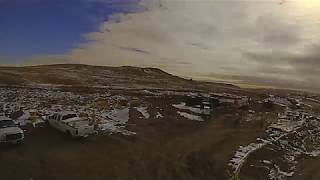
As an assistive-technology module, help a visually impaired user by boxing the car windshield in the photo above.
[0,120,16,128]
[62,114,77,120]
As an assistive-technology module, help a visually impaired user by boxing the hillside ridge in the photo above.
[0,64,238,90]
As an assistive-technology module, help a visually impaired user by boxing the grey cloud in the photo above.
[119,46,150,54]
[254,14,303,48]
[190,43,210,50]
[243,43,320,90]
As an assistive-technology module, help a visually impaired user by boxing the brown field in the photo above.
[0,64,319,180]
[0,102,267,180]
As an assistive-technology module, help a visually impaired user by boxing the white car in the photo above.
[48,111,95,138]
[0,116,24,144]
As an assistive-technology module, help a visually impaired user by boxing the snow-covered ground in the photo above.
[0,88,135,135]
[173,102,211,115]
[135,106,150,119]
[0,88,217,135]
[266,96,292,107]
[103,107,130,124]
[228,109,320,180]
[177,111,204,121]
[156,112,163,119]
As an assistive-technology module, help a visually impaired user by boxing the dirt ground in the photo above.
[1,91,318,180]
[291,157,320,180]
[0,104,267,180]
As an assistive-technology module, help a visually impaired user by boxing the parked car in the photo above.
[48,111,95,138]
[0,116,24,144]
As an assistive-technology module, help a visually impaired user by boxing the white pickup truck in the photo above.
[47,111,95,138]
[0,116,24,144]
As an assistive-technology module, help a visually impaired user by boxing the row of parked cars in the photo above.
[0,111,95,144]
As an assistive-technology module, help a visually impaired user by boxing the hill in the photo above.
[0,64,238,91]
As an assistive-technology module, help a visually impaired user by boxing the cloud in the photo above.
[119,46,150,55]
[16,0,320,91]
[244,44,320,88]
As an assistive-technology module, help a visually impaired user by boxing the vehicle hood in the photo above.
[0,127,23,135]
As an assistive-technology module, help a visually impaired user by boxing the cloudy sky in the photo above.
[1,0,320,91]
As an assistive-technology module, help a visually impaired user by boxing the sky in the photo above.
[1,0,320,91]
[0,0,142,59]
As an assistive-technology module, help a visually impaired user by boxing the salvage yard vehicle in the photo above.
[47,111,95,138]
[0,116,24,144]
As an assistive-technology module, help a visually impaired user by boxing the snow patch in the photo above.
[135,106,150,119]
[156,112,163,118]
[173,102,210,115]
[103,107,130,124]
[177,111,204,121]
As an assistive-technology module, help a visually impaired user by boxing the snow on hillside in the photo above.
[0,64,238,91]
[228,109,320,180]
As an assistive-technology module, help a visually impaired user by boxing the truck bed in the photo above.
[62,118,91,129]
